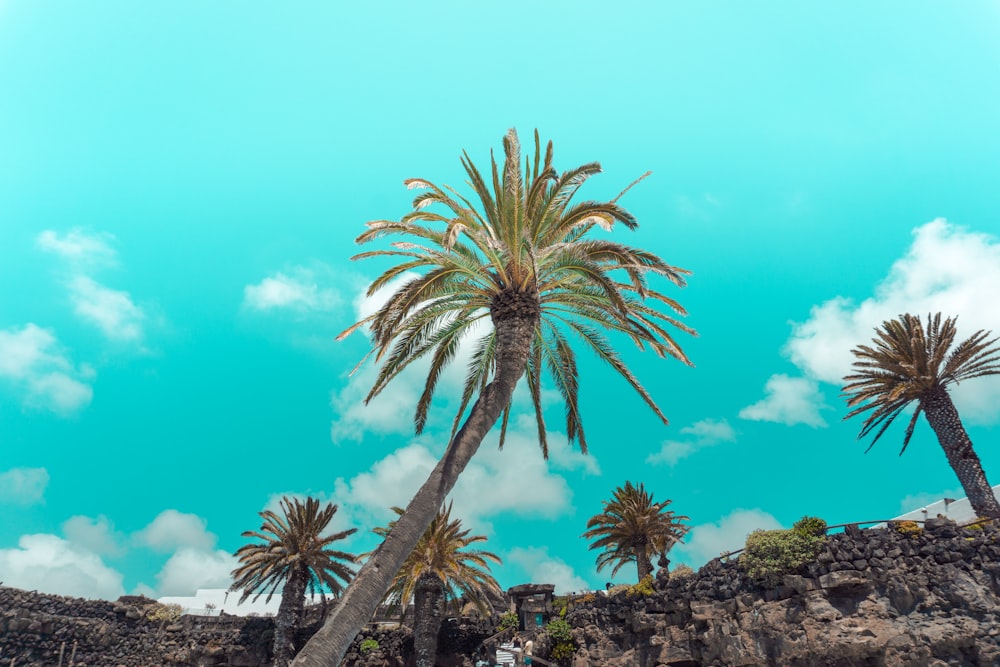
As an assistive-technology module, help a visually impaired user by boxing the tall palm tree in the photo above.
[373,504,502,667]
[292,129,693,666]
[583,481,689,581]
[843,313,1000,519]
[231,496,358,667]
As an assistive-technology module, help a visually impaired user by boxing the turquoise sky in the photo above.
[3,1,1000,600]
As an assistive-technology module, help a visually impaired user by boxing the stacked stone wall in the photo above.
[565,519,1000,667]
[4,519,1000,666]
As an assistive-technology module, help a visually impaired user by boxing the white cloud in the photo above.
[0,324,94,415]
[0,534,125,599]
[507,547,590,595]
[69,276,145,342]
[672,509,783,568]
[331,443,438,529]
[155,547,237,596]
[646,418,737,466]
[738,374,829,427]
[329,421,577,537]
[330,361,425,442]
[449,425,576,531]
[780,218,1000,424]
[131,582,157,598]
[37,228,151,346]
[37,228,117,269]
[62,515,125,557]
[0,467,49,505]
[243,268,340,312]
[133,510,217,553]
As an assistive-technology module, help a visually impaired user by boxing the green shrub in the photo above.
[627,574,655,597]
[146,603,182,624]
[738,523,826,588]
[793,516,827,537]
[551,642,575,661]
[553,596,569,617]
[359,638,379,654]
[546,618,573,643]
[497,610,518,632]
[670,564,695,580]
[545,618,575,662]
[894,520,922,538]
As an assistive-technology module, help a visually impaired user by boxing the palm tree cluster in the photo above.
[222,130,1000,667]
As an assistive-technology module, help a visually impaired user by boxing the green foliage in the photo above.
[628,574,655,597]
[546,617,575,662]
[546,618,573,643]
[553,595,569,617]
[146,603,182,624]
[359,638,379,654]
[551,642,575,661]
[738,519,827,588]
[793,516,827,538]
[498,610,518,632]
[894,520,923,537]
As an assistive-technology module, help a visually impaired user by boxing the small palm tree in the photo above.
[293,129,693,666]
[231,497,358,667]
[583,481,689,581]
[373,504,502,667]
[843,313,1000,518]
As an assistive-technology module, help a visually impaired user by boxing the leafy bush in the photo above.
[670,564,695,580]
[738,517,827,588]
[553,596,569,617]
[894,520,922,538]
[545,618,575,662]
[627,574,655,597]
[793,516,827,537]
[359,638,379,654]
[551,642,575,661]
[546,618,573,643]
[146,603,182,624]
[497,610,518,631]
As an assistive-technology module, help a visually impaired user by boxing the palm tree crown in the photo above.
[339,128,694,454]
[843,313,1000,519]
[583,481,689,581]
[232,496,358,667]
[374,503,503,616]
[374,504,502,667]
[231,496,358,604]
[843,313,1000,453]
[294,129,693,667]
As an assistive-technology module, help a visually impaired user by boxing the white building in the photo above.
[158,588,328,617]
[890,484,1000,525]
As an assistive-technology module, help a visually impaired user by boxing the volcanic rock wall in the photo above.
[566,518,1000,667]
[3,519,1000,666]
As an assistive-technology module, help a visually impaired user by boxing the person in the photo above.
[512,635,523,665]
[523,637,534,666]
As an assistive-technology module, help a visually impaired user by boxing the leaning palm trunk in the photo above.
[273,565,308,667]
[922,385,1000,519]
[291,313,536,666]
[412,574,445,667]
